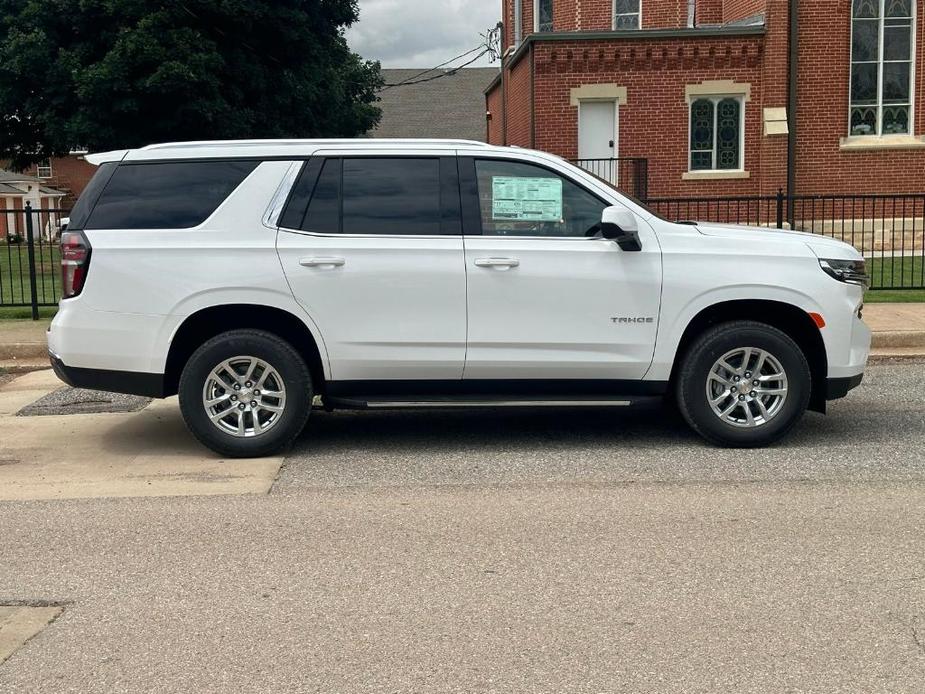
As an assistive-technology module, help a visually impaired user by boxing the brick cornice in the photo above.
[533,40,764,71]
[507,25,767,69]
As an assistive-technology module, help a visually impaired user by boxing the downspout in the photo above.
[530,43,536,148]
[501,51,508,145]
[787,0,799,202]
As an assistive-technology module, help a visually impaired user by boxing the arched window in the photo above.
[689,97,743,171]
[536,0,553,32]
[850,0,914,136]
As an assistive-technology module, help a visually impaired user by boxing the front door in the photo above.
[460,156,661,382]
[277,155,467,382]
[578,100,618,184]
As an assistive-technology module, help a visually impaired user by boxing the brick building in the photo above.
[485,0,925,199]
[21,153,97,208]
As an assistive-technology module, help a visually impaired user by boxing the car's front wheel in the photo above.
[676,321,811,447]
[178,330,312,458]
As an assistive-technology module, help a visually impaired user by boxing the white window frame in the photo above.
[534,0,553,32]
[848,0,917,137]
[612,0,642,29]
[688,95,746,173]
[36,159,53,179]
[513,0,523,46]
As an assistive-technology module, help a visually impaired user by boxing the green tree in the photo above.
[0,0,382,169]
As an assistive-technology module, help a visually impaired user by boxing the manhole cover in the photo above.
[17,387,151,417]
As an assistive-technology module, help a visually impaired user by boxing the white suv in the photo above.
[48,140,870,457]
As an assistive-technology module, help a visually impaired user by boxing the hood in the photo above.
[693,222,863,261]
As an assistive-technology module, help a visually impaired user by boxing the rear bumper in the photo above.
[826,373,863,401]
[49,351,166,398]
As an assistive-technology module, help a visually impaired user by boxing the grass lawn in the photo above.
[0,243,61,318]
[866,256,925,302]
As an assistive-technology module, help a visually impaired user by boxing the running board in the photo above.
[322,396,647,411]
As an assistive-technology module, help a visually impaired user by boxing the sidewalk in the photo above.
[1,306,923,371]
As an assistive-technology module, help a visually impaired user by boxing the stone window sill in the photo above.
[682,170,751,181]
[839,135,925,151]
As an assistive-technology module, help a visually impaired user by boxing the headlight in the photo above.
[818,258,869,288]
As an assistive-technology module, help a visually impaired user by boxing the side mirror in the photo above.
[600,206,642,252]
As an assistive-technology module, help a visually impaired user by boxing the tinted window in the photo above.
[474,160,606,237]
[85,161,258,229]
[342,159,441,235]
[67,162,118,231]
[303,159,341,234]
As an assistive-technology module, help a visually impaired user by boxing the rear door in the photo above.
[276,152,467,382]
[459,155,662,382]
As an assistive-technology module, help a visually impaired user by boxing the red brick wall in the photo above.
[506,50,534,146]
[531,36,768,197]
[24,156,95,207]
[794,0,925,194]
[723,0,765,23]
[641,1,687,29]
[696,0,723,25]
[487,83,504,144]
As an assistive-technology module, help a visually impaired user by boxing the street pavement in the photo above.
[0,362,924,692]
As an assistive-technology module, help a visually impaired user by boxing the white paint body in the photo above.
[49,140,870,391]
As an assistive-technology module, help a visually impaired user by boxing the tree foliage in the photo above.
[0,0,382,168]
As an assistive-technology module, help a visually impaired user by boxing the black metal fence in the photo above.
[573,157,649,200]
[647,191,925,291]
[1,203,70,317]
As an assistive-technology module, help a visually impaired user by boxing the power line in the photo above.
[381,22,502,91]
[384,49,491,89]
[381,45,487,90]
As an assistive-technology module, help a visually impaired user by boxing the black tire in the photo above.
[178,330,313,458]
[676,321,811,448]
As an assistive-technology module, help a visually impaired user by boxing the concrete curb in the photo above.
[0,343,48,360]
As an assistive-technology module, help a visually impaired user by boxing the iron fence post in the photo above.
[776,188,785,229]
[24,202,39,320]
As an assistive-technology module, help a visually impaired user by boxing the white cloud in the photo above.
[346,0,501,68]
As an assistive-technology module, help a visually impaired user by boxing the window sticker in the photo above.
[491,176,563,222]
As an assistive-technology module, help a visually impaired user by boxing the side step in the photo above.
[322,396,654,411]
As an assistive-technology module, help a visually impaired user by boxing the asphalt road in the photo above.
[1,362,924,693]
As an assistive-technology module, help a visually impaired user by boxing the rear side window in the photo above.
[281,157,460,236]
[67,162,118,231]
[342,158,441,235]
[84,160,258,230]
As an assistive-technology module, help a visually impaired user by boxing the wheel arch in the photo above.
[669,299,828,413]
[163,304,327,397]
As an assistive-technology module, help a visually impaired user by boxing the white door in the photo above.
[578,100,618,184]
[277,155,467,382]
[462,157,661,382]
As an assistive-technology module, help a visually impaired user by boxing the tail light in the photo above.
[61,231,91,298]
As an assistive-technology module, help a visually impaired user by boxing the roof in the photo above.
[370,68,499,142]
[0,170,41,184]
[0,171,68,196]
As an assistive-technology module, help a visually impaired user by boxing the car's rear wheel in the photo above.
[178,330,312,458]
[676,321,811,447]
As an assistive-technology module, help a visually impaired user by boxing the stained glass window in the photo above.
[689,97,743,171]
[614,0,641,29]
[850,0,914,136]
[537,0,553,32]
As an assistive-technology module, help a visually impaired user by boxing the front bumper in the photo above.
[49,351,166,398]
[826,373,864,401]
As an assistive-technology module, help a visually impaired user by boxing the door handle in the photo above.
[474,257,520,269]
[300,257,345,268]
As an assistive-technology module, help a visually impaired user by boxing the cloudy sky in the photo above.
[346,0,501,68]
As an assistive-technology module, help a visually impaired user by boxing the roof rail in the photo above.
[140,138,492,150]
